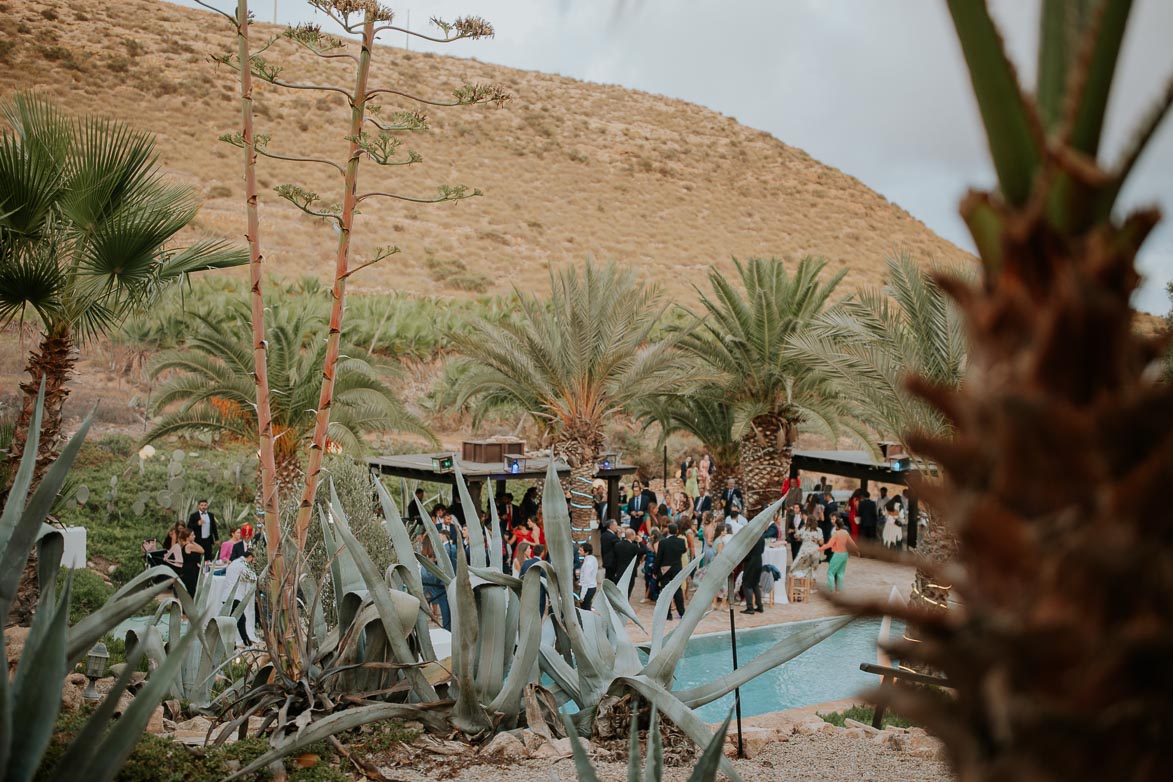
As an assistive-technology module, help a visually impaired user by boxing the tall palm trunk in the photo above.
[8,327,75,489]
[6,327,74,626]
[292,13,375,551]
[554,430,601,540]
[738,413,791,516]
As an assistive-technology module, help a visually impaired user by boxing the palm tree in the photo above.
[448,260,684,529]
[789,254,969,446]
[146,305,433,494]
[676,257,863,515]
[0,94,247,484]
[639,393,740,495]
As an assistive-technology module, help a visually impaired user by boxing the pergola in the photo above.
[366,451,637,527]
[787,449,930,548]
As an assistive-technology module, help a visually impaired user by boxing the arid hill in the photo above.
[1,0,973,302]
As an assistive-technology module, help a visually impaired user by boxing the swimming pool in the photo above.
[668,616,896,721]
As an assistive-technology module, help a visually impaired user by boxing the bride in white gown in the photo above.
[790,517,824,579]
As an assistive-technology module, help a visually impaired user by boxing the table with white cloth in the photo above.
[762,544,790,604]
[204,571,257,643]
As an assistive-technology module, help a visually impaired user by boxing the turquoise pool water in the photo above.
[669,616,895,721]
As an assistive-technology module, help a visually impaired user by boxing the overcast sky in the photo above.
[177,0,1173,313]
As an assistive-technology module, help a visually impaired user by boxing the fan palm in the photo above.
[676,257,862,514]
[0,94,247,485]
[790,254,969,447]
[448,260,685,529]
[146,305,433,493]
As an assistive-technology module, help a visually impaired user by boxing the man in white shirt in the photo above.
[223,550,257,645]
[726,504,748,535]
[578,542,598,611]
[187,499,219,562]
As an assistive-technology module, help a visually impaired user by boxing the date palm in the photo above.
[638,393,740,496]
[790,254,969,446]
[448,260,684,529]
[0,94,246,485]
[146,305,433,494]
[676,257,862,514]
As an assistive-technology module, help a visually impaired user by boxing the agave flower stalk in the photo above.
[197,0,285,647]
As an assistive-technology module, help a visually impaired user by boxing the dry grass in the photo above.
[1,0,973,307]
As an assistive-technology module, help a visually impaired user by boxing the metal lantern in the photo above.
[82,641,110,702]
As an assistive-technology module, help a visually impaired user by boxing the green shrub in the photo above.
[60,568,114,624]
[818,703,915,730]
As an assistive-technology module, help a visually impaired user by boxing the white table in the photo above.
[762,544,790,604]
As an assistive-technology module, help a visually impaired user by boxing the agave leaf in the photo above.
[376,483,437,661]
[626,696,641,782]
[648,557,701,656]
[0,383,44,572]
[614,675,742,782]
[601,579,645,634]
[946,0,1042,207]
[560,713,603,782]
[225,703,445,782]
[474,585,509,701]
[539,644,582,704]
[469,566,523,590]
[645,706,662,782]
[488,565,545,717]
[8,577,70,782]
[327,492,437,702]
[643,500,783,688]
[375,478,423,597]
[539,459,601,686]
[449,540,493,735]
[674,615,853,708]
[416,551,449,583]
[35,526,63,602]
[599,588,642,677]
[67,574,174,665]
[685,707,735,782]
[0,396,92,621]
[451,461,487,568]
[486,497,504,571]
[414,496,453,580]
[52,642,152,782]
[0,630,10,774]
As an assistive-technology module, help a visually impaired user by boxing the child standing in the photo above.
[578,542,598,611]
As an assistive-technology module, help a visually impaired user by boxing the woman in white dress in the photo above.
[882,504,904,548]
[790,517,824,579]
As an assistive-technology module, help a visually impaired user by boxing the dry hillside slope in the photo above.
[1,0,972,301]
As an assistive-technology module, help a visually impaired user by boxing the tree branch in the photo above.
[192,0,236,26]
[356,185,481,205]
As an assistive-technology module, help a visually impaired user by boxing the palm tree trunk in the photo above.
[292,12,376,552]
[6,327,75,626]
[737,413,790,516]
[553,433,600,541]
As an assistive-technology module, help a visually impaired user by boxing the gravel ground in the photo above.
[382,732,953,782]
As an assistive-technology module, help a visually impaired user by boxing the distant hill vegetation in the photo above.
[0,0,973,301]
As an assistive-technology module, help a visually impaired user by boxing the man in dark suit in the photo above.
[187,499,218,562]
[740,532,766,613]
[627,479,656,531]
[407,488,426,523]
[497,493,520,538]
[721,478,744,518]
[857,491,879,541]
[655,523,688,619]
[612,528,644,595]
[600,519,620,583]
[694,490,713,517]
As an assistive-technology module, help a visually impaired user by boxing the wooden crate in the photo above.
[461,438,525,464]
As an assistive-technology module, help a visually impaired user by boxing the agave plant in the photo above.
[124,568,254,708]
[0,386,198,782]
[844,2,1173,781]
[559,703,733,782]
